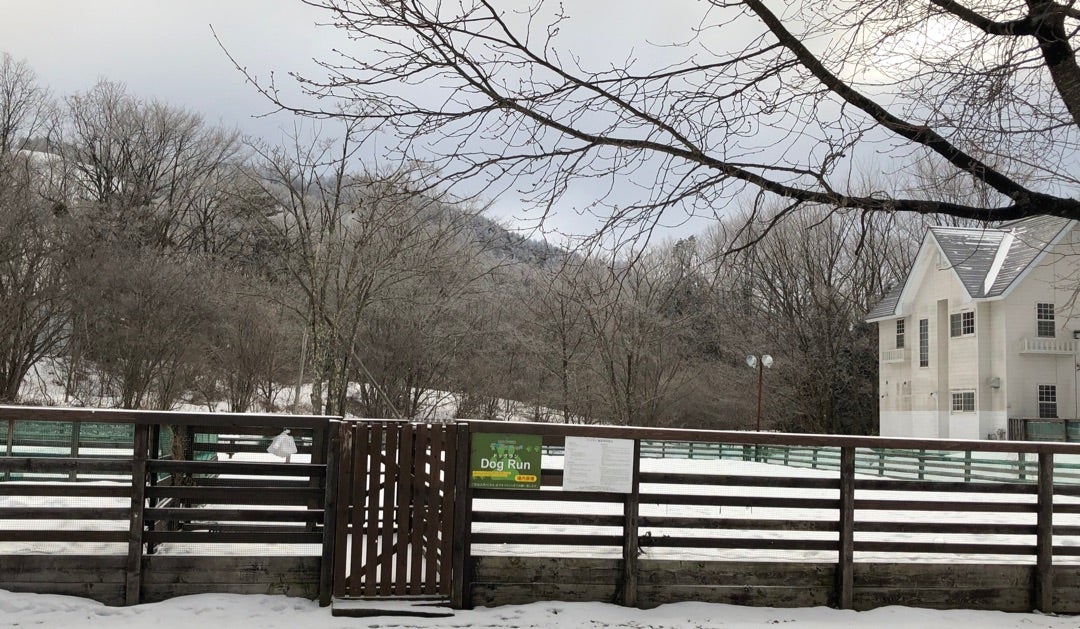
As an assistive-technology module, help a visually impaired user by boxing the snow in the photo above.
[0,590,1075,628]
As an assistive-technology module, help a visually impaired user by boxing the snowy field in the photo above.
[1,589,1076,628]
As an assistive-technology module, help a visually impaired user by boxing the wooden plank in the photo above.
[142,555,320,583]
[145,486,323,504]
[148,460,324,477]
[378,423,399,597]
[347,423,369,598]
[638,516,837,532]
[439,423,458,598]
[471,556,620,582]
[837,446,855,610]
[424,423,445,595]
[126,424,149,605]
[0,555,127,581]
[475,511,625,527]
[144,508,324,523]
[1036,452,1054,612]
[644,494,839,510]
[451,423,471,609]
[0,457,131,473]
[854,563,1031,588]
[318,419,340,606]
[0,405,334,429]
[856,499,1037,513]
[639,472,839,490]
[394,422,415,596]
[471,533,633,547]
[332,423,353,599]
[409,423,428,596]
[641,560,834,585]
[363,424,383,597]
[0,484,131,498]
[621,439,641,607]
[470,583,617,607]
[854,541,1033,555]
[0,507,130,520]
[144,531,322,544]
[854,479,1036,494]
[0,530,127,543]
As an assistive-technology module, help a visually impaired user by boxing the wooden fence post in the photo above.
[3,418,12,481]
[318,419,341,607]
[126,423,149,606]
[837,446,855,610]
[69,421,81,481]
[964,451,972,483]
[451,422,474,609]
[1018,452,1027,482]
[1036,452,1054,613]
[621,439,642,608]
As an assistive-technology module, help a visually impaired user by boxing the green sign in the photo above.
[470,433,542,489]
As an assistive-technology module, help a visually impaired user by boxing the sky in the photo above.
[0,1,327,141]
[0,0,718,242]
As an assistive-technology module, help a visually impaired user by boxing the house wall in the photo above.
[1001,231,1080,421]
[877,223,1080,440]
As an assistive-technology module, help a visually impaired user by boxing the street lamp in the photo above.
[746,354,773,431]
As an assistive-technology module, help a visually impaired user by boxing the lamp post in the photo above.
[746,354,773,431]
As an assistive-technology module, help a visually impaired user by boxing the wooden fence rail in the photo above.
[0,406,338,606]
[461,420,1080,613]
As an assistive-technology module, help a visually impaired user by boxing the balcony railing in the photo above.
[1019,337,1078,355]
[881,348,907,363]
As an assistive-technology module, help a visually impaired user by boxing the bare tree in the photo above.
[61,81,242,248]
[259,0,1080,242]
[250,122,483,415]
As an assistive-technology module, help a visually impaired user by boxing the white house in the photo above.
[866,215,1080,440]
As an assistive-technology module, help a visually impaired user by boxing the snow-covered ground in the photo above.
[1,589,1075,628]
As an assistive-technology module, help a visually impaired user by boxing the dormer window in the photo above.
[1037,303,1055,338]
[895,319,905,349]
[950,311,975,337]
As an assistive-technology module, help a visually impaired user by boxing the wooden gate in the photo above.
[332,421,460,601]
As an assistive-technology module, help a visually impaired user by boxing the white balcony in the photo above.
[1019,337,1078,355]
[881,348,907,363]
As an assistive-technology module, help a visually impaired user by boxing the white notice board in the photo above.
[562,436,635,493]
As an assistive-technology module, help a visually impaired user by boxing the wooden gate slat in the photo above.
[332,423,354,598]
[363,425,383,597]
[348,423,370,598]
[438,424,457,596]
[424,424,446,594]
[409,424,429,595]
[394,425,415,596]
[378,425,399,596]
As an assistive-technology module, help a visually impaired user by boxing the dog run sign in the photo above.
[469,433,542,489]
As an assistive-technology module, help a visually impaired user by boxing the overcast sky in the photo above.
[0,1,715,240]
[1,1,329,139]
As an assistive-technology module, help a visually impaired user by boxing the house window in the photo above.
[1039,385,1058,419]
[1037,303,1056,338]
[950,311,975,337]
[951,390,975,413]
[895,319,905,349]
[919,319,929,367]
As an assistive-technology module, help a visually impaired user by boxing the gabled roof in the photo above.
[866,215,1075,322]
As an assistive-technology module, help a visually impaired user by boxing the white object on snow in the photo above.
[267,429,297,460]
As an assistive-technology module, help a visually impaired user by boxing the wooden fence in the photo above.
[459,420,1080,613]
[10,408,1080,615]
[0,406,338,606]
